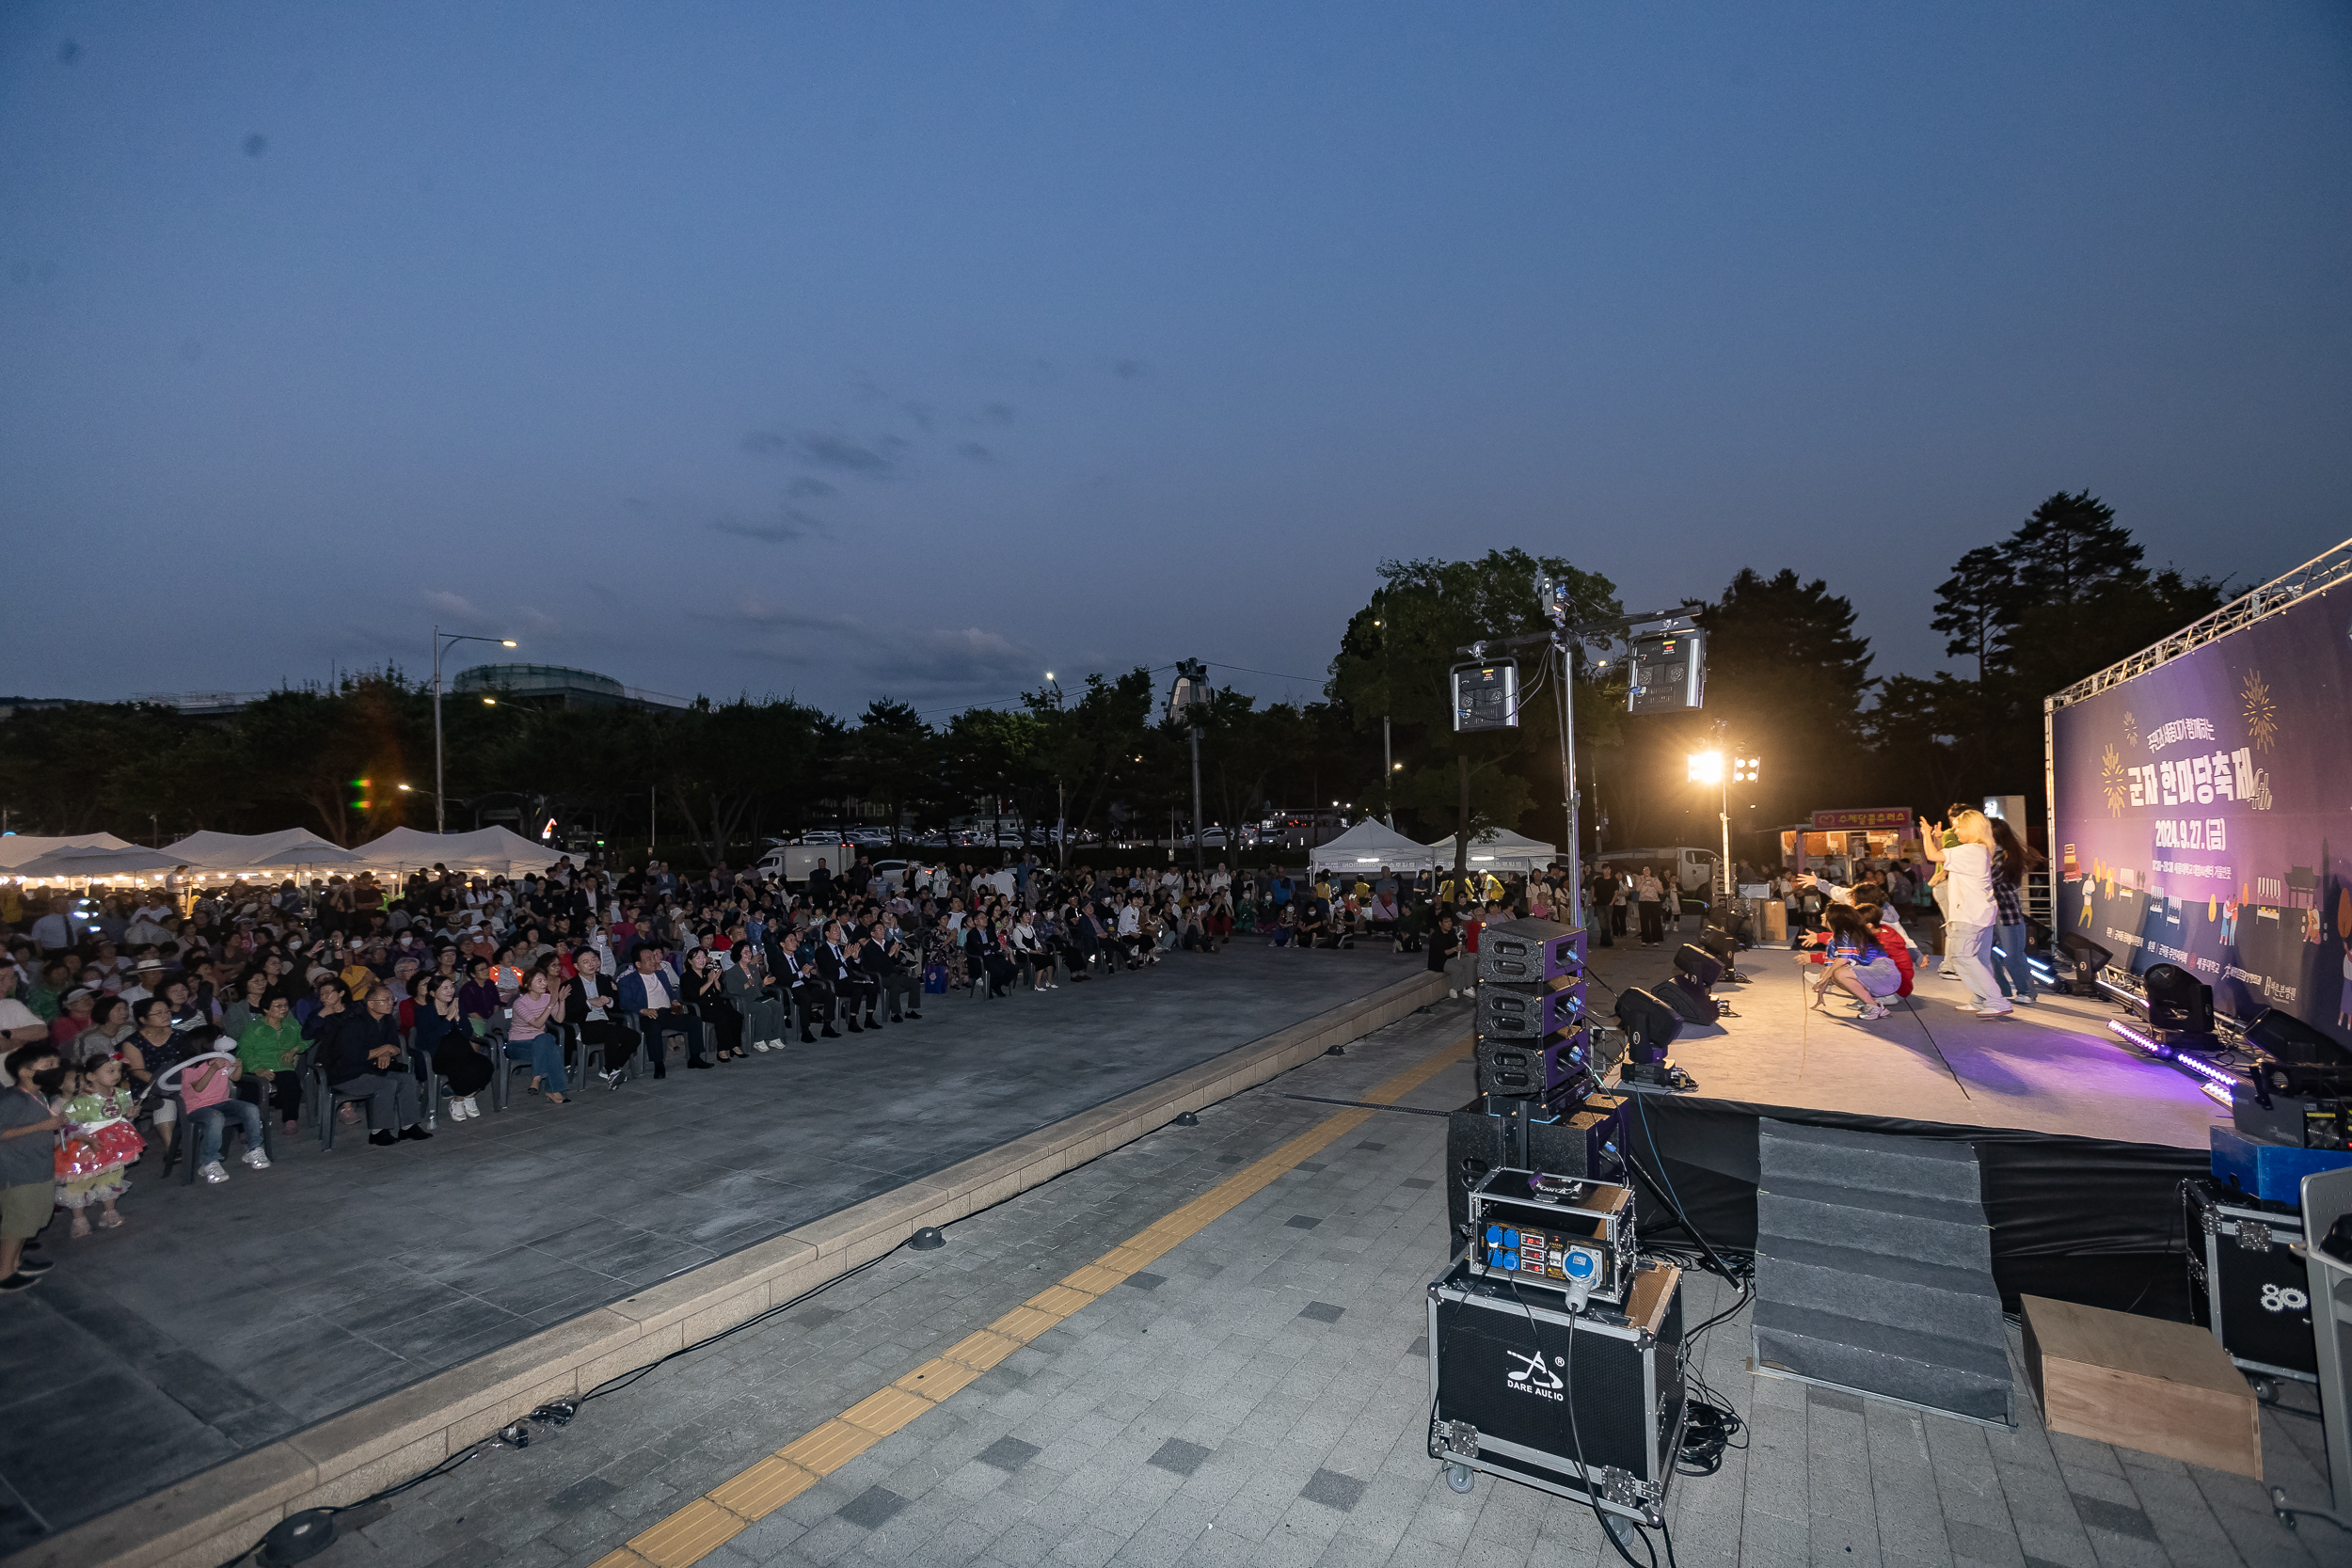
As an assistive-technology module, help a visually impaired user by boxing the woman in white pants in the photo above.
[1917,812,2010,1017]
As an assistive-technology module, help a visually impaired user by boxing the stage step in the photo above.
[1752,1118,2013,1424]
[1752,1301,2014,1424]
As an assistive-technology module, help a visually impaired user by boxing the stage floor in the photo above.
[1587,927,2222,1150]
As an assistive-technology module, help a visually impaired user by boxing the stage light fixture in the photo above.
[1687,750,1724,784]
[1732,756,1759,783]
[2142,962,2215,1036]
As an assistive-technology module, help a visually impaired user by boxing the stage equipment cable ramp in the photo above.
[1750,1118,2015,1425]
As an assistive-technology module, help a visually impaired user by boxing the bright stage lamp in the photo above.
[1687,751,1724,785]
[1733,756,1760,783]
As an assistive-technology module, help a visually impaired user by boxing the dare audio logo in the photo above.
[1505,1349,1565,1402]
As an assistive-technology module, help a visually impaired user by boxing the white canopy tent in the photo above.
[0,832,134,872]
[1422,828,1559,874]
[349,825,564,878]
[162,829,360,871]
[1307,819,1439,876]
[4,845,187,879]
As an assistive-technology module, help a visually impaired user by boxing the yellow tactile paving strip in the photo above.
[590,1032,1470,1568]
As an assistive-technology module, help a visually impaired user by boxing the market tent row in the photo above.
[0,833,135,872]
[1306,819,1440,876]
[347,825,564,877]
[161,829,360,871]
[1423,828,1558,873]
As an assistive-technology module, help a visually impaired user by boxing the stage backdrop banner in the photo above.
[2050,583,2352,1042]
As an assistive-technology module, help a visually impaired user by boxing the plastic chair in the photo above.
[182,1099,275,1184]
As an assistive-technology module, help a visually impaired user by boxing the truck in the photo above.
[1590,846,1721,897]
[755,843,855,887]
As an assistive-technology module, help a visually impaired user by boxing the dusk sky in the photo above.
[4,3,2346,717]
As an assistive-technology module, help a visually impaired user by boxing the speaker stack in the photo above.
[1451,918,1627,1238]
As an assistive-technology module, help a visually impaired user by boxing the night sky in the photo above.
[4,3,2346,716]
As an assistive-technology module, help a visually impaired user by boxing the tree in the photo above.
[1688,568,1876,832]
[1930,545,2016,680]
[2009,490,2144,608]
[1329,550,1618,885]
[848,700,938,838]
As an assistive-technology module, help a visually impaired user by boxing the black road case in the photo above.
[2182,1178,2317,1384]
[1426,1258,1685,1524]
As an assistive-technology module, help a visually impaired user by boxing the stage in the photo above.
[1582,927,2221,1314]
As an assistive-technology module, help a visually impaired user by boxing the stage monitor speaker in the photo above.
[1613,988,1682,1063]
[2054,931,2112,995]
[1478,980,1583,1039]
[1445,1095,1626,1237]
[2248,1007,2352,1068]
[1478,918,1585,984]
[1703,901,1751,944]
[1475,1030,1594,1102]
[1671,943,1724,992]
[1656,974,1721,1026]
[2142,962,2215,1037]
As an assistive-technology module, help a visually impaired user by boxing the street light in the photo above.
[1689,741,1759,901]
[1686,750,1724,785]
[432,626,517,834]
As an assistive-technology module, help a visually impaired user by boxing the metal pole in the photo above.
[1382,715,1393,829]
[431,626,446,833]
[1721,770,1733,909]
[1189,725,1205,873]
[1551,636,1580,901]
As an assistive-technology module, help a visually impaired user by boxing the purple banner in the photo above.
[2052,584,2352,1042]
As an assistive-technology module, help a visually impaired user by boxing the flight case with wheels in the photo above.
[2183,1177,2318,1385]
[1426,1257,1686,1525]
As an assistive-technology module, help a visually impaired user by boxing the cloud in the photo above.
[710,506,826,545]
[1111,358,1145,380]
[425,590,485,621]
[707,600,1034,695]
[786,477,837,499]
[956,442,993,463]
[801,431,901,474]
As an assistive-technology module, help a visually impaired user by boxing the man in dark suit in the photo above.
[774,929,832,1043]
[563,948,638,1087]
[815,921,866,1033]
[862,920,918,1023]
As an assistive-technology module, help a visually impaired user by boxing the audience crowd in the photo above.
[0,819,2039,1293]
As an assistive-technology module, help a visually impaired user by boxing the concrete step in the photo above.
[1756,1236,2006,1346]
[1758,1118,1982,1202]
[1753,1299,2013,1424]
[1757,1180,1993,1272]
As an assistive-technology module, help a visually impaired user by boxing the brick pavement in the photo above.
[0,942,1420,1548]
[295,1000,2352,1568]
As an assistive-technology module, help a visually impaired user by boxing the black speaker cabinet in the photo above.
[1656,974,1721,1026]
[1447,1095,1626,1237]
[1475,1030,1594,1102]
[1671,943,1724,990]
[1427,1259,1686,1526]
[1479,981,1584,1039]
[1479,919,1586,984]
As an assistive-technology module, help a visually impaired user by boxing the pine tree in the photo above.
[2006,490,2143,606]
[1930,545,2016,680]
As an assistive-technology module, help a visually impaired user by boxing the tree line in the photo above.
[0,491,2223,865]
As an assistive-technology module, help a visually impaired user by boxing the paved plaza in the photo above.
[0,943,1422,1548]
[252,976,2345,1568]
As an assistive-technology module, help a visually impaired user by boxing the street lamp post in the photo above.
[1686,733,1759,907]
[431,626,516,835]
